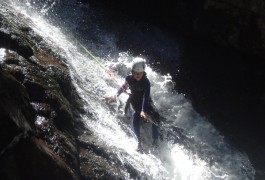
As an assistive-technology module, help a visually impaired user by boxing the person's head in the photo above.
[132,57,145,81]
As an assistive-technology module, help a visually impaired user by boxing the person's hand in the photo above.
[105,95,115,103]
[140,111,148,121]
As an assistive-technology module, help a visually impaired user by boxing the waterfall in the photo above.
[2,0,255,179]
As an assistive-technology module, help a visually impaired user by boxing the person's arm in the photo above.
[105,76,129,103]
[117,75,131,97]
[117,80,129,97]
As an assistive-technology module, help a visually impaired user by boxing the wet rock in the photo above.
[1,65,78,179]
[0,7,82,178]
[0,135,78,180]
[0,47,81,179]
[0,3,132,179]
[0,66,35,151]
[0,13,33,58]
[78,132,136,180]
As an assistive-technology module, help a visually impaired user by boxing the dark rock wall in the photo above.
[0,5,81,180]
[89,0,265,59]
[0,3,143,179]
[86,0,265,178]
[0,51,80,179]
[194,0,265,59]
[0,40,81,180]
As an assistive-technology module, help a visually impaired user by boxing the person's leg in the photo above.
[132,111,141,139]
[149,101,160,146]
[131,109,142,150]
[131,102,143,150]
[152,124,159,146]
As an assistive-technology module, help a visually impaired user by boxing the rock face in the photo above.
[192,0,265,59]
[0,4,131,180]
[0,49,80,179]
[90,0,265,59]
[0,11,81,178]
[85,0,265,178]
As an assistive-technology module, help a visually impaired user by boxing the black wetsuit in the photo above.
[117,73,159,142]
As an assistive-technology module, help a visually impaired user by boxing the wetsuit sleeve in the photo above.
[142,78,150,112]
[116,76,130,97]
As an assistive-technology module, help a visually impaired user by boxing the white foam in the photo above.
[0,48,6,61]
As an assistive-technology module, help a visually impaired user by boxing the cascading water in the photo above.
[1,0,255,179]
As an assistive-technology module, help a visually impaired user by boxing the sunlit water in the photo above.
[1,0,255,179]
[0,48,5,61]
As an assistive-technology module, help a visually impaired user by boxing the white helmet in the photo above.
[132,57,145,72]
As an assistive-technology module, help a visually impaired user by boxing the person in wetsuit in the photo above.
[106,57,160,149]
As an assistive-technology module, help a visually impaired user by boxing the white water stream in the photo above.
[1,0,255,179]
